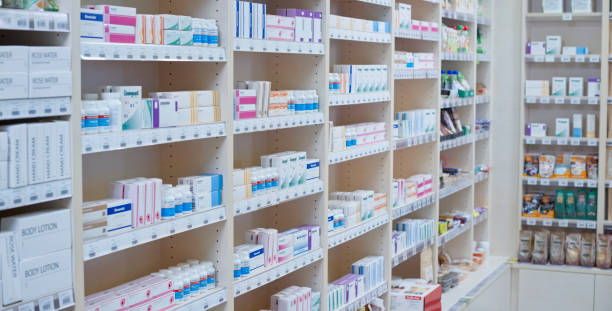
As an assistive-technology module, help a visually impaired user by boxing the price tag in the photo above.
[587,180,597,188]
[558,220,569,227]
[587,139,598,146]
[588,98,598,105]
[545,55,555,62]
[588,222,597,229]
[558,180,569,186]
[589,55,600,63]
[570,97,581,105]
[543,219,553,227]
[557,138,568,145]
[534,55,544,62]
[526,218,536,226]
[561,55,571,62]
[562,13,573,21]
[38,296,55,311]
[574,180,584,187]
[570,138,581,146]
[539,97,550,104]
[542,137,552,145]
[540,179,550,186]
[554,97,565,104]
[577,221,587,229]
[575,55,585,62]
[525,137,536,144]
[58,289,74,309]
[18,302,35,311]
[527,178,538,185]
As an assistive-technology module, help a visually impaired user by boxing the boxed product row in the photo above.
[234,1,322,43]
[442,23,471,54]
[0,121,71,189]
[441,108,471,140]
[80,5,219,46]
[392,219,435,256]
[233,151,320,201]
[234,225,320,278]
[523,189,597,220]
[1,208,72,306]
[519,231,611,269]
[329,256,384,311]
[329,65,389,95]
[526,78,600,97]
[390,279,441,311]
[329,15,390,34]
[538,0,595,13]
[392,174,434,208]
[393,109,437,139]
[1,0,57,10]
[329,122,387,152]
[394,52,436,76]
[475,119,490,134]
[82,86,220,135]
[328,190,387,232]
[441,70,474,98]
[439,168,471,190]
[0,46,71,100]
[441,0,474,13]
[439,211,471,235]
[526,36,592,56]
[268,286,320,311]
[526,114,596,139]
[395,3,440,34]
[523,153,597,179]
[234,81,319,120]
[82,174,222,240]
[85,260,217,310]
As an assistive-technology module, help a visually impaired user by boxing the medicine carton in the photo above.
[552,77,567,96]
[1,208,71,259]
[587,114,596,138]
[569,77,584,97]
[0,46,29,73]
[0,72,28,100]
[546,36,562,55]
[29,46,70,72]
[20,249,72,301]
[0,232,21,306]
[555,118,570,137]
[83,199,132,235]
[94,5,137,26]
[0,124,27,188]
[588,78,600,97]
[29,71,72,98]
[573,113,583,137]
[542,0,563,12]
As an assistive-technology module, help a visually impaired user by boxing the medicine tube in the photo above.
[233,254,241,279]
[161,185,175,220]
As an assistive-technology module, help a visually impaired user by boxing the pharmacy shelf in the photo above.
[392,237,435,267]
[172,288,227,311]
[475,131,489,141]
[328,213,389,248]
[442,9,476,22]
[475,95,491,104]
[394,69,439,80]
[474,210,488,225]
[521,217,597,229]
[440,135,473,151]
[83,205,227,261]
[233,113,324,134]
[604,139,612,146]
[477,54,491,62]
[80,42,226,62]
[439,221,472,246]
[392,194,436,220]
[329,91,391,107]
[81,122,226,154]
[524,136,598,146]
[336,282,388,311]
[393,132,437,151]
[440,177,473,199]
[604,221,612,231]
[512,262,612,276]
[328,141,390,164]
[442,52,475,62]
[355,0,393,7]
[0,288,74,311]
[443,257,510,311]
[0,8,69,32]
[525,54,600,63]
[523,177,598,188]
[477,16,492,25]
[233,180,324,216]
[524,96,599,105]
[395,29,439,41]
[525,12,603,21]
[441,97,473,108]
[233,248,324,297]
[329,28,392,43]
[475,172,489,184]
[233,38,325,55]
[0,178,72,211]
[0,97,71,121]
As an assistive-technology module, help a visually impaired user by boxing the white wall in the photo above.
[491,0,522,257]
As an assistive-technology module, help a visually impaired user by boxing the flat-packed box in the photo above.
[526,123,547,137]
[552,77,566,96]
[546,36,562,55]
[569,77,584,97]
[83,199,132,235]
[0,72,28,100]
[28,46,70,72]
[542,0,563,13]
[588,78,600,97]
[0,124,27,188]
[20,249,72,301]
[1,208,71,259]
[94,5,137,26]
[390,282,441,311]
[555,118,570,137]
[1,232,21,306]
[29,71,72,98]
[525,80,550,96]
[0,46,29,73]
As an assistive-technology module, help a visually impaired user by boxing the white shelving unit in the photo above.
[0,0,498,310]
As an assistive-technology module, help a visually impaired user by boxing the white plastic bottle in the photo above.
[101,92,122,133]
[81,106,86,135]
[205,262,216,288]
[169,267,184,303]
[97,101,111,133]
[240,252,250,277]
[189,267,200,295]
[296,91,307,114]
[233,254,241,279]
[161,185,175,220]
[83,101,99,135]
[287,91,296,115]
[172,188,183,216]
[178,185,193,214]
[181,272,191,299]
[209,20,219,47]
[198,263,208,291]
[311,90,319,112]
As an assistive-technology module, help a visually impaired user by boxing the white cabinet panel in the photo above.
[518,269,594,311]
[466,269,511,311]
[594,275,612,311]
